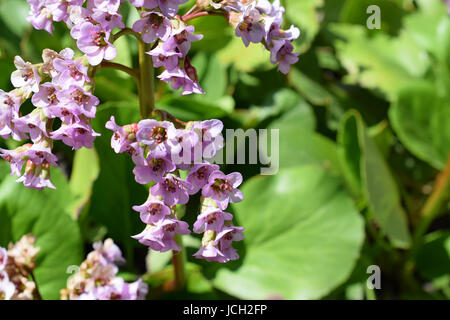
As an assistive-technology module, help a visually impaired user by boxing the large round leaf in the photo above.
[213,166,364,299]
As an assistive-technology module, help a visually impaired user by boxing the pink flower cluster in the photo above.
[0,235,40,300]
[26,0,206,94]
[225,0,300,74]
[0,49,100,190]
[27,0,123,65]
[130,1,204,95]
[106,117,245,263]
[61,239,148,300]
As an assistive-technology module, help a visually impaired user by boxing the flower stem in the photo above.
[152,109,187,128]
[138,41,155,119]
[413,153,450,242]
[172,234,186,290]
[98,61,140,79]
[111,27,141,43]
[182,10,225,22]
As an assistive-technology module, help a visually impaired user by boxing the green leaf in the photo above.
[416,231,450,293]
[217,37,273,73]
[389,82,450,170]
[68,147,100,217]
[89,102,147,254]
[249,89,312,124]
[157,95,233,121]
[0,163,83,300]
[338,111,411,248]
[283,0,324,52]
[191,16,233,53]
[94,69,138,102]
[111,35,133,70]
[404,1,449,59]
[289,68,334,106]
[339,0,405,35]
[0,0,30,37]
[213,166,364,299]
[331,24,431,100]
[264,100,341,175]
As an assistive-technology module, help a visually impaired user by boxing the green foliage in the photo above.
[213,166,364,299]
[338,111,411,248]
[0,0,448,301]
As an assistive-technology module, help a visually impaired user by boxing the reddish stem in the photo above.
[182,11,225,21]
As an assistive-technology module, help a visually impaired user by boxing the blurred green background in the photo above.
[0,0,449,300]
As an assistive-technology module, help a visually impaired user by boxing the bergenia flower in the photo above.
[91,1,125,33]
[151,174,191,206]
[163,25,203,57]
[24,140,58,166]
[235,6,265,47]
[0,90,23,140]
[10,56,41,93]
[202,171,244,210]
[214,225,245,260]
[132,218,190,252]
[94,277,145,300]
[61,239,148,300]
[0,276,15,300]
[93,238,125,264]
[56,85,99,119]
[133,11,171,43]
[191,119,224,158]
[133,156,176,184]
[16,160,56,190]
[12,110,49,143]
[52,53,90,88]
[105,116,138,154]
[158,67,205,96]
[51,120,100,150]
[194,226,244,263]
[193,208,234,233]
[136,119,180,158]
[130,0,188,18]
[31,83,61,110]
[132,196,172,224]
[146,44,182,71]
[187,163,219,194]
[0,144,31,176]
[75,22,117,66]
[270,40,299,74]
[193,242,227,263]
[26,0,55,34]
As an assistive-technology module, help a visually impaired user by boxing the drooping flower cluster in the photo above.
[145,22,205,95]
[0,234,40,300]
[106,117,245,262]
[60,239,148,300]
[0,49,99,190]
[224,0,300,74]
